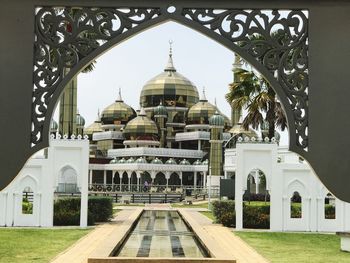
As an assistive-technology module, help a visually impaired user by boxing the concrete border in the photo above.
[88,208,235,263]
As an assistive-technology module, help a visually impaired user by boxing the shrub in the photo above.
[88,197,113,222]
[243,204,270,229]
[53,197,113,226]
[212,200,270,229]
[212,200,235,227]
[325,205,336,219]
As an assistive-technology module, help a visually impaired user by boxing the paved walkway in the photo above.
[51,207,269,263]
[50,209,135,263]
[185,210,270,263]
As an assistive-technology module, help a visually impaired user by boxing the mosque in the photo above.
[50,46,258,193]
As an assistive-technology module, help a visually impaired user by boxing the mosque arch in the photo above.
[130,172,138,185]
[169,172,181,186]
[58,165,78,193]
[19,175,38,216]
[113,171,120,184]
[5,0,350,205]
[155,172,166,185]
[244,168,269,193]
[31,6,307,164]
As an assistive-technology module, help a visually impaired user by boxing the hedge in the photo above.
[53,197,113,226]
[212,201,270,228]
[212,200,336,229]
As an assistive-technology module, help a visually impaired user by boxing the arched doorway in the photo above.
[58,166,78,193]
[243,169,270,229]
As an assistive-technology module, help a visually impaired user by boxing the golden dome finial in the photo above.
[165,40,176,72]
[200,87,207,101]
[116,87,123,101]
[169,39,173,57]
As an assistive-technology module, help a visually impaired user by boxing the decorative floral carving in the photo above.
[32,7,308,152]
[182,9,308,150]
[32,7,161,146]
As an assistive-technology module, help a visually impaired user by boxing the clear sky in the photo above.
[54,21,289,145]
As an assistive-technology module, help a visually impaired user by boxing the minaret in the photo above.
[231,54,244,126]
[59,69,78,136]
[154,101,168,147]
[209,111,225,178]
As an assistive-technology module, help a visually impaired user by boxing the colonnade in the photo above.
[88,169,208,191]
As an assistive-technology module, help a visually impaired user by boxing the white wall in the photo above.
[228,141,350,232]
[0,136,89,227]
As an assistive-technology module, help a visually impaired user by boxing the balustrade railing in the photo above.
[88,183,219,197]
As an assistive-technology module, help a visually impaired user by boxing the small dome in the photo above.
[76,113,85,127]
[84,111,103,136]
[109,158,118,164]
[229,124,258,138]
[187,89,217,125]
[118,158,126,164]
[126,157,135,163]
[179,159,190,165]
[209,111,225,127]
[140,47,199,108]
[165,158,177,165]
[136,157,147,164]
[154,102,168,118]
[151,157,163,164]
[193,159,202,165]
[123,108,159,141]
[101,89,136,125]
[202,159,209,165]
[50,119,58,132]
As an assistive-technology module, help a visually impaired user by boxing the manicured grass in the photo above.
[0,228,91,263]
[171,202,209,209]
[235,231,350,263]
[200,211,215,221]
[113,203,145,207]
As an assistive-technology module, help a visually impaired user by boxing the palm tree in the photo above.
[225,56,287,139]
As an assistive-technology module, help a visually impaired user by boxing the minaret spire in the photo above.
[165,40,176,72]
[200,87,207,101]
[116,87,123,101]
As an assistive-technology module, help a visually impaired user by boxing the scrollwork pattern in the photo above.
[32,7,308,152]
[182,9,308,149]
[32,7,161,146]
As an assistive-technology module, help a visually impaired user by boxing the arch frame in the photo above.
[2,0,350,202]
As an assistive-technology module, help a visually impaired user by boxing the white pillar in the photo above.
[127,171,132,191]
[255,170,259,194]
[179,172,183,186]
[235,190,243,230]
[119,173,123,190]
[198,140,201,150]
[103,170,107,185]
[194,172,197,190]
[89,170,93,184]
[224,170,228,179]
[151,171,156,184]
[136,172,141,191]
[165,172,170,188]
[203,172,207,187]
[111,171,115,187]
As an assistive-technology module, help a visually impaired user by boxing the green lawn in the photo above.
[0,228,91,263]
[171,202,209,209]
[236,231,350,263]
[200,211,215,221]
[113,203,145,207]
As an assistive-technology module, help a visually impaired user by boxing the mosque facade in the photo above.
[50,48,258,192]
